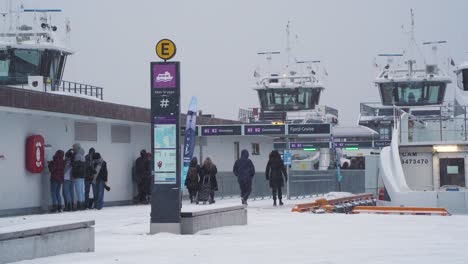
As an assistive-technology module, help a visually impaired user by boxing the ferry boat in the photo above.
[0,2,103,99]
[360,10,468,213]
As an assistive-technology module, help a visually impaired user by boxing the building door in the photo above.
[439,158,465,187]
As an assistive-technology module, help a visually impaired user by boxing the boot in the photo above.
[72,203,77,211]
[50,205,57,213]
[273,200,277,206]
[279,200,284,206]
[57,205,63,213]
[80,202,86,210]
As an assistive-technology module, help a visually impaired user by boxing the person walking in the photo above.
[48,150,65,212]
[184,157,200,203]
[199,157,218,204]
[265,150,288,206]
[134,150,151,204]
[233,149,255,205]
[72,143,86,210]
[62,149,75,211]
[92,153,108,210]
[84,147,96,209]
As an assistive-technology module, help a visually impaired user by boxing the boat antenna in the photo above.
[402,9,426,66]
[286,21,291,68]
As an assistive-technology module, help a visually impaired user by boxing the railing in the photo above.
[213,169,365,201]
[360,102,468,143]
[49,79,104,100]
[0,77,104,100]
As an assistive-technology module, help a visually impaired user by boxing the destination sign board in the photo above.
[201,125,242,136]
[244,125,285,135]
[289,142,330,149]
[334,141,373,149]
[288,124,331,135]
[374,140,391,148]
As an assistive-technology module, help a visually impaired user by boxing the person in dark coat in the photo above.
[200,157,218,204]
[265,150,288,206]
[134,150,151,204]
[92,153,108,210]
[233,149,255,205]
[184,157,200,203]
[49,150,65,212]
[84,147,96,209]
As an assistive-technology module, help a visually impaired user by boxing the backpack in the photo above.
[185,167,199,190]
[72,160,86,179]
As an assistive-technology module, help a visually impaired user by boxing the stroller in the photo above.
[197,174,211,205]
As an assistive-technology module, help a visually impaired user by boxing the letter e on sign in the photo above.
[155,39,176,61]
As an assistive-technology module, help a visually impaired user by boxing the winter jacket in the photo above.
[135,156,151,182]
[200,164,218,191]
[72,144,86,179]
[85,152,96,181]
[49,150,65,183]
[265,156,288,188]
[96,161,108,182]
[233,149,255,182]
[185,165,200,191]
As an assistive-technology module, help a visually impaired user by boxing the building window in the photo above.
[75,122,97,142]
[251,143,260,155]
[111,125,131,143]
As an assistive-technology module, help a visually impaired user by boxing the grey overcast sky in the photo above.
[11,0,468,125]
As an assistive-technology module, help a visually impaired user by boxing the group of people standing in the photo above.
[184,157,219,204]
[48,143,108,212]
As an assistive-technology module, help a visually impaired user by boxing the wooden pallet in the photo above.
[352,206,450,216]
[291,194,375,213]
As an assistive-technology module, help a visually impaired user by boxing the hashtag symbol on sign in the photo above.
[160,98,169,108]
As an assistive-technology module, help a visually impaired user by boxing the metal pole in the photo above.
[465,106,467,141]
[286,137,291,200]
[440,106,443,141]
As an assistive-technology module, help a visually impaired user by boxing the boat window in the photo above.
[257,88,321,111]
[379,82,445,105]
[0,50,9,78]
[460,69,468,91]
[12,49,41,77]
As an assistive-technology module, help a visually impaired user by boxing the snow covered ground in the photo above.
[2,194,468,264]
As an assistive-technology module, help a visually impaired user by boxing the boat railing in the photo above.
[49,79,104,100]
[390,104,468,143]
[0,77,104,100]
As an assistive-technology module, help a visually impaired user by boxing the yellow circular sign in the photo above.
[155,39,176,61]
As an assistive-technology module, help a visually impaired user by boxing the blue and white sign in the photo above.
[283,150,292,165]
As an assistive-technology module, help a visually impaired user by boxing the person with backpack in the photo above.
[72,143,86,210]
[184,157,200,203]
[265,150,288,206]
[92,153,108,210]
[134,150,151,204]
[233,149,256,205]
[62,149,75,211]
[84,147,96,209]
[49,150,65,213]
[199,157,218,204]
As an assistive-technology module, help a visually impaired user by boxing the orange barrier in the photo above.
[352,206,450,216]
[291,194,375,213]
